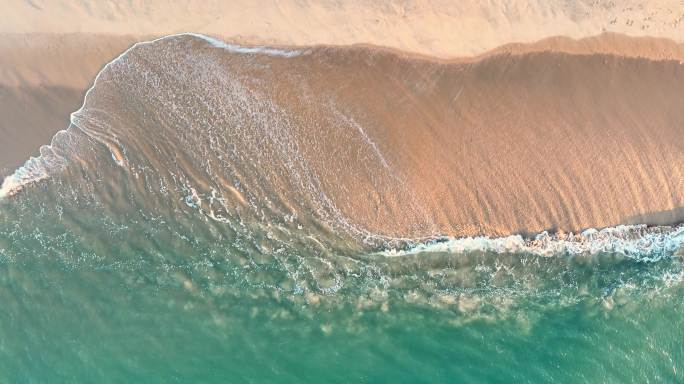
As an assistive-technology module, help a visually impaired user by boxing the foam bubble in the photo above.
[382,225,684,261]
[185,33,306,57]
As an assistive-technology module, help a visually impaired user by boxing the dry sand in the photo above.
[3,0,684,58]
[1,1,683,235]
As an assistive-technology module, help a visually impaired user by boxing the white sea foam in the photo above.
[0,143,64,199]
[0,173,23,199]
[381,225,684,261]
[185,33,307,57]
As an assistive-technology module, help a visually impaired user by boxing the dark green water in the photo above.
[1,34,683,382]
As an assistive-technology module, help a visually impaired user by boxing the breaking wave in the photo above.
[384,225,684,262]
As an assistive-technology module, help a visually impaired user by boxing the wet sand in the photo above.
[268,45,684,236]
[1,13,683,236]
[0,34,138,177]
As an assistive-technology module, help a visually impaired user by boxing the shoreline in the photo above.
[3,32,683,179]
[1,33,683,237]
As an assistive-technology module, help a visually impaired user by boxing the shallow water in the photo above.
[1,34,683,382]
[2,196,683,383]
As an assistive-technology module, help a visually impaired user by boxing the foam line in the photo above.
[381,225,684,261]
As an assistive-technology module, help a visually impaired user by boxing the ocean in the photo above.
[1,34,683,383]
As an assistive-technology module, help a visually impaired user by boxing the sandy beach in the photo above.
[3,4,684,382]
[4,0,684,58]
[1,1,683,236]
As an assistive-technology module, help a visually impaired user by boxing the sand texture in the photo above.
[0,2,682,236]
[253,45,684,236]
[2,0,684,58]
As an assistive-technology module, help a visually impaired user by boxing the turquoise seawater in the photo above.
[1,34,683,382]
[2,193,684,383]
